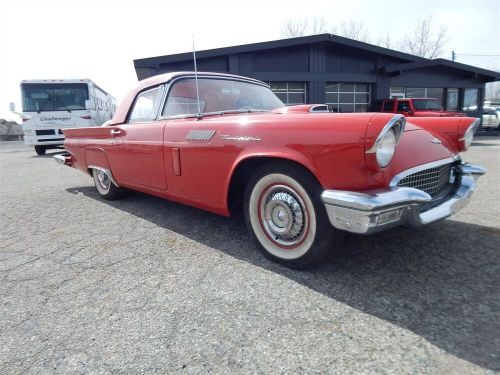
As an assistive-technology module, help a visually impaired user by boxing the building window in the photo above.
[325,83,371,113]
[446,88,459,111]
[267,82,306,105]
[389,87,405,99]
[390,87,444,105]
[463,88,479,110]
[405,87,426,98]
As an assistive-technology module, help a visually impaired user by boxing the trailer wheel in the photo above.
[34,146,46,156]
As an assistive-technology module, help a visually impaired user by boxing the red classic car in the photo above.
[55,72,485,268]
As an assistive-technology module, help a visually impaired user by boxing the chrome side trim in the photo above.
[365,114,406,154]
[88,165,119,187]
[390,157,457,187]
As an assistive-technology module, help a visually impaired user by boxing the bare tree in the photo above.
[333,21,370,43]
[310,17,328,34]
[485,82,500,101]
[376,32,392,49]
[281,17,309,38]
[400,16,448,58]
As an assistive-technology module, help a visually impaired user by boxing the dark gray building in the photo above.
[134,34,499,119]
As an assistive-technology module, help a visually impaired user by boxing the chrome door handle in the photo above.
[110,129,122,135]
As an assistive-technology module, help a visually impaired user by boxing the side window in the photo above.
[382,101,394,112]
[128,86,163,123]
[397,101,410,112]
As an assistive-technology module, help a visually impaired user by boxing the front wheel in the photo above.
[244,163,335,269]
[34,146,46,155]
[92,168,123,200]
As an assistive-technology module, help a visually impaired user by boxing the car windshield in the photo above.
[413,99,442,111]
[21,83,89,112]
[163,77,284,117]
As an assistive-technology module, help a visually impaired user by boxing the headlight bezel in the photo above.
[365,115,406,170]
[458,118,480,151]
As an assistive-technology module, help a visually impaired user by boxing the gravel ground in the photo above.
[1,139,499,375]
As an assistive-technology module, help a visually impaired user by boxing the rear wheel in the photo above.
[34,146,46,155]
[92,168,123,200]
[244,163,335,269]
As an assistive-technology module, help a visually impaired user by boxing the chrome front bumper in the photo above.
[321,163,486,234]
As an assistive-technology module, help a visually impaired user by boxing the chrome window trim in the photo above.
[365,114,406,154]
[389,156,459,187]
[126,85,166,124]
[157,75,273,121]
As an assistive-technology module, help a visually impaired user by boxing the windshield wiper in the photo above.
[216,109,269,115]
[55,96,72,113]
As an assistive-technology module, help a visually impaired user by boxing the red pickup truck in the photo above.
[379,98,466,117]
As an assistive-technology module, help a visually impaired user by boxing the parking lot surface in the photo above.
[1,139,499,374]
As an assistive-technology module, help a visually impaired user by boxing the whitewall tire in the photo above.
[92,168,123,200]
[244,163,334,268]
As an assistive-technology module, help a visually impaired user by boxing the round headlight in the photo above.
[376,129,397,167]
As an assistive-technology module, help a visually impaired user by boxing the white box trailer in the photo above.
[12,79,117,155]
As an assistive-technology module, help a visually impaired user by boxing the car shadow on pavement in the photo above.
[67,186,500,371]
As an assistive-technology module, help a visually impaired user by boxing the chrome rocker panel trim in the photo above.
[321,163,485,234]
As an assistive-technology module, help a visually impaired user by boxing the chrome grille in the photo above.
[397,163,452,196]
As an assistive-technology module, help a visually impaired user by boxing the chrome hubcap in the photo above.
[261,185,307,246]
[96,170,111,190]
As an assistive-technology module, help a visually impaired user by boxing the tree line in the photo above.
[280,16,448,59]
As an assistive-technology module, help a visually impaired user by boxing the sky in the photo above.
[0,0,499,122]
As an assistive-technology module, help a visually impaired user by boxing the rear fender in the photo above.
[84,147,110,175]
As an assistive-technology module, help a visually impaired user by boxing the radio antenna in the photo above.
[192,36,202,119]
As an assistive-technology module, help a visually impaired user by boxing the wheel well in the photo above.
[227,157,318,217]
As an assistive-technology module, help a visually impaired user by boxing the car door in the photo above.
[159,77,243,212]
[106,86,168,190]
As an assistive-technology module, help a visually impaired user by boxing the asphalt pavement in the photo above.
[1,139,499,374]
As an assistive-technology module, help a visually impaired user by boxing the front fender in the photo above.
[223,148,322,214]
